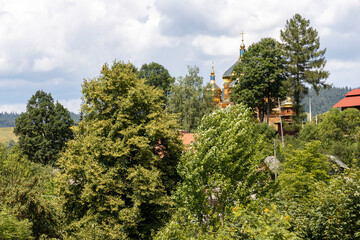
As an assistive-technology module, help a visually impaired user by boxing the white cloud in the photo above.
[0,104,26,113]
[58,98,81,113]
[0,0,358,107]
[33,57,59,72]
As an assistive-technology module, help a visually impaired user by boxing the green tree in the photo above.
[301,167,360,239]
[0,208,33,240]
[14,90,74,165]
[278,141,330,200]
[0,144,62,239]
[138,62,175,105]
[280,13,330,120]
[231,37,287,123]
[168,65,216,132]
[58,61,183,239]
[156,104,271,237]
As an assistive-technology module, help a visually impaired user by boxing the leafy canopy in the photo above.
[14,90,74,165]
[167,65,216,132]
[231,37,286,123]
[138,62,175,105]
[58,61,183,239]
[157,104,272,238]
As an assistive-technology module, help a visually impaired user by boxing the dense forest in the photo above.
[0,112,19,127]
[0,112,80,127]
[301,86,353,116]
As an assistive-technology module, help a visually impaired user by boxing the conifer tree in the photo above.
[280,13,329,120]
[58,61,183,239]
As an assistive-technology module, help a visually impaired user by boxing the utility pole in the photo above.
[278,98,284,147]
[309,94,312,123]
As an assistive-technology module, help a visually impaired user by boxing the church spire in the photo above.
[239,30,246,58]
[210,62,215,82]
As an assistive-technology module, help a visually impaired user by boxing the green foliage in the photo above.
[58,61,183,239]
[231,37,286,123]
[0,144,62,239]
[0,207,33,240]
[157,104,272,237]
[0,112,20,127]
[280,13,330,120]
[302,86,352,116]
[223,202,299,240]
[138,62,175,105]
[300,167,360,239]
[299,108,360,166]
[254,122,277,141]
[278,141,330,200]
[14,90,74,165]
[167,65,217,132]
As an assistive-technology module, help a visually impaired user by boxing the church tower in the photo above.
[221,32,246,108]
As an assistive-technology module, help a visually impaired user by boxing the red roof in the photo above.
[345,88,360,97]
[181,133,194,145]
[333,95,360,108]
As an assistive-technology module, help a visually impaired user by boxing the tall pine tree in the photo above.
[280,13,329,120]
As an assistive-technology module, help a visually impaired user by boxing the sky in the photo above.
[0,0,359,113]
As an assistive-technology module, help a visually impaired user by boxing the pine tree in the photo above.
[280,13,329,120]
[58,61,183,239]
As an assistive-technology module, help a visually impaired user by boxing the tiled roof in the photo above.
[332,95,360,108]
[345,88,360,97]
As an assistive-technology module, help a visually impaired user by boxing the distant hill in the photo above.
[0,112,80,127]
[301,86,352,115]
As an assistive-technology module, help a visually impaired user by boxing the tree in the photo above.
[167,65,216,132]
[280,13,330,120]
[278,141,330,200]
[138,62,175,105]
[0,208,33,240]
[57,61,183,239]
[14,90,74,165]
[156,104,272,237]
[231,38,287,123]
[0,144,62,239]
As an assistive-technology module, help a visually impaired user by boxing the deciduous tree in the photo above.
[167,65,216,132]
[138,62,175,105]
[231,37,286,123]
[58,61,183,239]
[14,90,74,165]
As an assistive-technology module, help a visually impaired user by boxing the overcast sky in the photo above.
[0,0,359,113]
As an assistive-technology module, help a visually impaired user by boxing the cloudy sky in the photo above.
[0,0,359,113]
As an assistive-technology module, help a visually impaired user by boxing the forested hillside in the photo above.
[0,112,80,127]
[0,112,20,127]
[302,86,353,115]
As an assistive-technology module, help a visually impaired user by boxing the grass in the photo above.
[0,127,18,143]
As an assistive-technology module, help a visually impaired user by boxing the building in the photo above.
[207,33,245,108]
[332,88,360,110]
[208,34,295,130]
